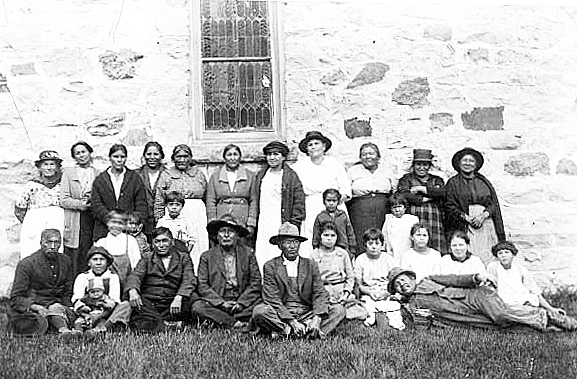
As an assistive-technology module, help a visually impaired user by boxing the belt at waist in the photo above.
[354,192,390,200]
[218,197,248,205]
[324,279,347,286]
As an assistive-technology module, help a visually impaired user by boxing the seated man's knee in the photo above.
[252,304,271,321]
[191,300,210,315]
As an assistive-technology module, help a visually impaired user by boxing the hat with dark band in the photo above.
[263,141,289,157]
[269,222,307,245]
[207,214,249,237]
[298,131,333,154]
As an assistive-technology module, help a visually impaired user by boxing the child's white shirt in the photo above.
[399,247,442,283]
[94,232,141,269]
[354,252,394,289]
[71,269,121,305]
[487,260,541,307]
[382,213,419,264]
[156,213,196,246]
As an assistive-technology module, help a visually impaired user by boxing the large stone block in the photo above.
[346,62,389,89]
[344,117,372,139]
[429,112,453,131]
[423,24,452,41]
[461,106,504,131]
[41,48,92,77]
[504,153,550,176]
[556,158,577,175]
[489,133,522,150]
[320,69,346,86]
[11,63,37,76]
[391,77,430,107]
[465,48,489,63]
[98,50,144,80]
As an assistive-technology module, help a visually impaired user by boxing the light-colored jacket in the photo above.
[60,166,99,248]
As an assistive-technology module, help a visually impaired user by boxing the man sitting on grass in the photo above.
[252,222,346,339]
[8,229,79,339]
[125,227,196,332]
[191,214,261,330]
[387,267,577,332]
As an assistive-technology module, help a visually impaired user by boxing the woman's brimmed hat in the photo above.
[207,214,249,237]
[87,246,114,267]
[387,267,417,295]
[412,149,433,163]
[298,131,332,154]
[35,150,63,167]
[451,147,484,172]
[263,141,289,157]
[269,222,307,245]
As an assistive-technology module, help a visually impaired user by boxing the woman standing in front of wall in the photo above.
[205,144,258,244]
[60,142,100,274]
[90,144,147,242]
[291,131,351,258]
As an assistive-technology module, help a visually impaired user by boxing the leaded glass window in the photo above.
[200,0,274,132]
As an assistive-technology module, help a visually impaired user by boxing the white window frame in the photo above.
[188,1,285,143]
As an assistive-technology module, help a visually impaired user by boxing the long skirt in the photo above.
[346,193,388,256]
[467,205,498,265]
[20,206,64,260]
[181,198,208,274]
[255,205,282,275]
[409,202,445,254]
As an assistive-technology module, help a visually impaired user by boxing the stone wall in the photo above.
[0,1,576,296]
[281,3,577,293]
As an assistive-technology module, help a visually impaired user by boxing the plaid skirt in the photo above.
[409,202,445,254]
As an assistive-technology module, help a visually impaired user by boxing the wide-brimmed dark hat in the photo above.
[451,147,484,172]
[298,131,332,154]
[207,214,249,237]
[412,149,433,163]
[263,141,289,157]
[87,246,114,267]
[269,222,308,245]
[35,150,63,167]
[10,314,49,336]
[387,267,417,295]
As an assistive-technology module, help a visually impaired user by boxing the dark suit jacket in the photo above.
[262,256,329,321]
[255,164,306,229]
[10,250,74,313]
[124,247,196,303]
[196,244,262,308]
[91,168,147,240]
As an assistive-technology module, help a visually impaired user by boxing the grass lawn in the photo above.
[1,295,576,379]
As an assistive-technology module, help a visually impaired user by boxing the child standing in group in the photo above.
[127,212,151,257]
[354,228,405,329]
[487,241,567,317]
[71,246,131,335]
[312,188,357,258]
[382,194,419,264]
[94,209,141,284]
[311,221,355,305]
[156,190,197,260]
[399,223,442,283]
